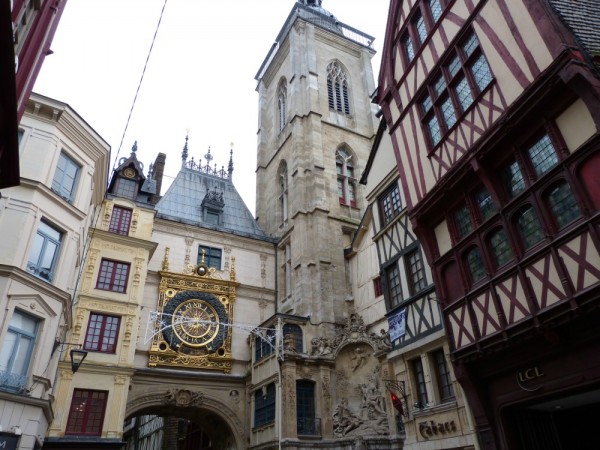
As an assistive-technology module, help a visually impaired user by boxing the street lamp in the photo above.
[69,348,88,373]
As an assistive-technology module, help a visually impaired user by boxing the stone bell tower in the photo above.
[254,0,378,325]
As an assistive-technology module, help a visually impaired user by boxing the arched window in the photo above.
[283,323,303,352]
[279,162,289,226]
[464,246,485,283]
[515,206,544,250]
[547,181,581,229]
[277,80,287,133]
[327,61,351,114]
[336,148,356,207]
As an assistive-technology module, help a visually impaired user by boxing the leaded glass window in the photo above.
[454,204,473,239]
[429,0,443,22]
[517,207,544,249]
[405,249,427,295]
[489,229,513,267]
[466,247,485,282]
[475,188,496,221]
[386,263,403,308]
[503,160,526,199]
[528,135,558,177]
[548,182,581,229]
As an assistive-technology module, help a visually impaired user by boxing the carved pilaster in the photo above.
[130,209,139,234]
[102,203,113,230]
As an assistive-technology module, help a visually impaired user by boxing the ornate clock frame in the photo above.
[148,249,238,373]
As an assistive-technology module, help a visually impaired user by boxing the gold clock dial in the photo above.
[172,299,219,347]
[124,167,135,178]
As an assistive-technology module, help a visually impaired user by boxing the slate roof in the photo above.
[155,153,270,242]
[548,0,600,65]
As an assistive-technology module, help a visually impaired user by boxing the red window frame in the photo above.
[108,206,132,236]
[84,313,120,353]
[96,259,130,293]
[373,276,383,298]
[65,389,108,436]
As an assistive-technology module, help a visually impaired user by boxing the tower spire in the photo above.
[228,144,234,180]
[181,133,189,169]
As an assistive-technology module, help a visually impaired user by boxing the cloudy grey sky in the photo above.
[34,0,390,213]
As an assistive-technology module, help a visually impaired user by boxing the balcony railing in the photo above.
[0,369,27,393]
[297,417,321,436]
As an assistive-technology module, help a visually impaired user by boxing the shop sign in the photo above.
[419,420,457,440]
[516,366,544,391]
[0,434,19,450]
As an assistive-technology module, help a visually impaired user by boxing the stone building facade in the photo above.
[0,93,109,450]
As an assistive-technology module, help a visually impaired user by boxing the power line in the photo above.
[111,0,169,174]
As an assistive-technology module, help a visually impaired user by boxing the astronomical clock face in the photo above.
[172,299,219,347]
[162,290,228,354]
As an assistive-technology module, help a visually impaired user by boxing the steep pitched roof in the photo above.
[548,0,600,66]
[155,152,270,241]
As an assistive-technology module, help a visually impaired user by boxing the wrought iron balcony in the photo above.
[0,369,27,393]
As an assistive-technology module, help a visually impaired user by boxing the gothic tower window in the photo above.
[277,79,287,133]
[336,147,356,207]
[279,162,289,227]
[327,61,351,115]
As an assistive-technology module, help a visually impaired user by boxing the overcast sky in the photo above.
[34,0,391,214]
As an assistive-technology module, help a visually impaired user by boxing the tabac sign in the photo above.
[0,434,19,450]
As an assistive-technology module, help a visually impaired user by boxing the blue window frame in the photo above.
[0,310,39,392]
[52,152,80,203]
[198,245,222,269]
[254,383,276,427]
[27,220,62,282]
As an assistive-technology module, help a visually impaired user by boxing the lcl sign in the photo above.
[0,434,19,450]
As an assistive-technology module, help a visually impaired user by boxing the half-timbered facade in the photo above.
[350,120,477,449]
[377,0,600,448]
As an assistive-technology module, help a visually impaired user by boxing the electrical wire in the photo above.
[111,0,169,175]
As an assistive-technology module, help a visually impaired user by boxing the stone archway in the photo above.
[125,387,246,450]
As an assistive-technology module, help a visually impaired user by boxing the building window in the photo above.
[279,163,289,226]
[254,383,276,428]
[283,324,303,353]
[108,206,132,235]
[84,314,120,353]
[429,0,443,22]
[52,152,80,203]
[405,249,427,295]
[284,243,292,300]
[327,61,350,114]
[255,329,275,362]
[27,220,62,282]
[516,207,544,250]
[297,380,317,435]
[453,204,473,240]
[502,159,526,199]
[277,80,287,133]
[465,247,486,283]
[96,259,130,293]
[114,177,137,199]
[419,32,493,149]
[379,184,402,226]
[402,33,415,63]
[412,358,428,408]
[432,349,454,402]
[385,263,403,308]
[475,187,496,221]
[65,389,108,436]
[373,276,383,298]
[336,148,356,207]
[197,245,222,269]
[414,12,427,44]
[547,182,581,229]
[0,310,39,392]
[489,229,513,268]
[527,134,558,177]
